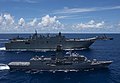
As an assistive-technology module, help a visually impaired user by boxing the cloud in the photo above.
[38,15,64,30]
[54,6,120,14]
[3,14,14,25]
[72,20,105,29]
[0,13,119,33]
[118,22,120,26]
[0,13,64,32]
[38,15,57,27]
[0,13,16,32]
[27,18,38,26]
[24,0,37,3]
[0,13,14,26]
[0,15,3,25]
[57,15,73,19]
[9,0,38,3]
[18,18,25,26]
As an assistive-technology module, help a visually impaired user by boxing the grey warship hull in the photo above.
[5,39,95,51]
[7,45,112,71]
[8,61,112,71]
[5,32,97,51]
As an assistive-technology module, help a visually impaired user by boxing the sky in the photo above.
[0,0,120,33]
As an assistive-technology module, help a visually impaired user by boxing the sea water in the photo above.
[0,33,119,83]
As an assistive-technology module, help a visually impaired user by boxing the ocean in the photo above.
[0,33,120,83]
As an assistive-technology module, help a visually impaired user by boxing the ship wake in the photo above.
[0,47,6,51]
[0,64,10,71]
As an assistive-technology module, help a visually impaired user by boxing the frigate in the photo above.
[5,31,112,51]
[8,45,112,71]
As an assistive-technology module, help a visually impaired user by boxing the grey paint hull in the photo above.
[5,40,95,51]
[8,61,112,71]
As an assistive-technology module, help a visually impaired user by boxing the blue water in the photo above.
[0,33,120,83]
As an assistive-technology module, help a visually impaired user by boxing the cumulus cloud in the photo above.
[0,13,14,26]
[0,13,119,33]
[118,22,120,26]
[0,14,16,32]
[38,15,64,30]
[27,18,37,26]
[3,14,14,25]
[18,18,25,26]
[73,20,105,29]
[0,13,65,32]
[38,15,56,27]
[0,15,3,24]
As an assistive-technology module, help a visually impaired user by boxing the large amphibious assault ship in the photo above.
[8,45,112,71]
[5,31,113,51]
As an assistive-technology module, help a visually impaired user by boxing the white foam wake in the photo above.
[0,64,10,70]
[0,47,6,51]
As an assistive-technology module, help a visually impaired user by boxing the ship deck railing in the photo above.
[8,62,30,66]
[66,37,97,41]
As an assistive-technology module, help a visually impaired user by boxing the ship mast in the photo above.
[56,45,64,59]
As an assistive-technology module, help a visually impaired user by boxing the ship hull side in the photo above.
[8,61,112,71]
[5,40,95,51]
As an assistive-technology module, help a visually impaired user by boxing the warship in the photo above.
[8,45,112,71]
[5,31,113,51]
